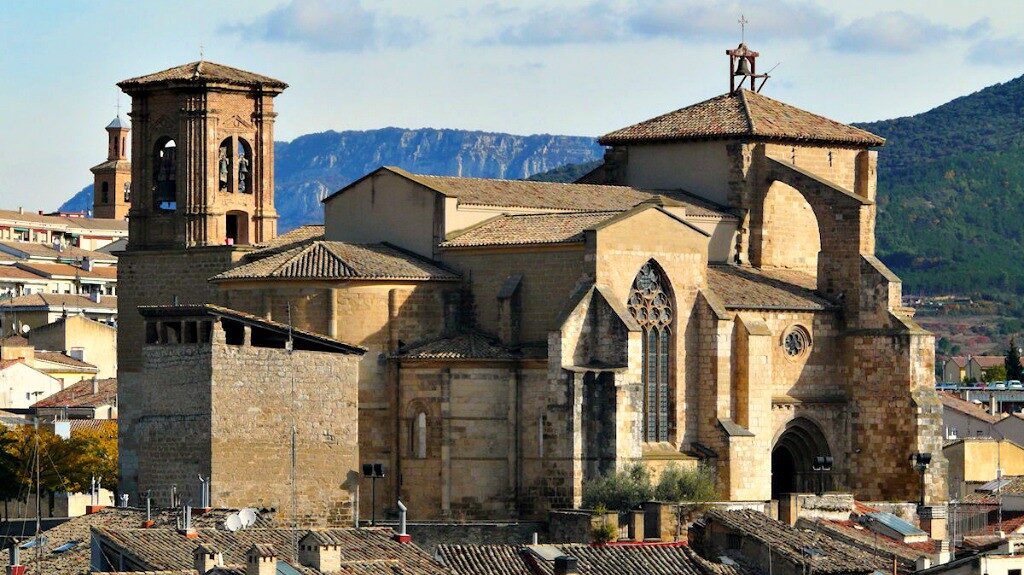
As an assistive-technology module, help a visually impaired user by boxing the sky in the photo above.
[2,0,1023,210]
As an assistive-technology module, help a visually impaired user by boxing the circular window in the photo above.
[782,326,811,358]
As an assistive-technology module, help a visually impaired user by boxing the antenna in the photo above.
[239,508,258,528]
[200,44,204,61]
[224,513,242,532]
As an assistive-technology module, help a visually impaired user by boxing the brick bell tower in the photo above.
[90,115,131,220]
[117,60,286,249]
[115,60,287,373]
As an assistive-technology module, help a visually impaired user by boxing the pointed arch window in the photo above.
[627,262,673,442]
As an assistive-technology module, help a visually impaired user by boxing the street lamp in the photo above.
[909,452,932,507]
[812,455,833,496]
[362,463,385,526]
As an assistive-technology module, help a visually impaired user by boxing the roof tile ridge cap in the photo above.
[738,89,757,135]
[269,242,323,277]
[318,241,359,276]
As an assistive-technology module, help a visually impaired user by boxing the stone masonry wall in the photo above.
[118,248,244,373]
[209,337,360,527]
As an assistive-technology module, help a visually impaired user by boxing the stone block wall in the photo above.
[209,339,360,527]
[118,247,245,373]
[120,318,361,526]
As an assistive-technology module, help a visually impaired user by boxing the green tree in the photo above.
[582,464,654,512]
[654,464,718,502]
[1007,337,1024,381]
[984,365,1008,382]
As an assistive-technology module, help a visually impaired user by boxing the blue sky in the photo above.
[2,0,1023,210]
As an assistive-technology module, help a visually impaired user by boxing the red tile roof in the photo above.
[31,377,116,408]
[0,293,117,310]
[33,351,98,370]
[939,391,1000,424]
[599,90,885,147]
[0,358,26,370]
[119,61,287,90]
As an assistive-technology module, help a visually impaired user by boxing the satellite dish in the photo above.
[224,513,242,532]
[239,508,259,528]
[21,324,29,334]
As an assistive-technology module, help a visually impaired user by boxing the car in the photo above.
[990,381,1007,390]
[1010,380,1023,389]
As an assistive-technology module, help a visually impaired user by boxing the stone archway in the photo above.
[771,417,832,499]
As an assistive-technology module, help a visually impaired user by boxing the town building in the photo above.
[0,357,62,409]
[29,314,118,378]
[31,376,117,420]
[90,115,132,220]
[942,356,1013,384]
[0,209,127,250]
[0,293,116,331]
[116,51,946,524]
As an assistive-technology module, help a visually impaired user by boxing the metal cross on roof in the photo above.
[738,14,749,43]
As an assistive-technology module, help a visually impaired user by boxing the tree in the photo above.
[71,421,118,491]
[1007,337,1024,381]
[984,365,1008,382]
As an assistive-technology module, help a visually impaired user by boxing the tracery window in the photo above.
[627,262,673,442]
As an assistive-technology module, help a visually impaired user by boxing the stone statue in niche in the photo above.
[237,151,250,192]
[218,146,230,191]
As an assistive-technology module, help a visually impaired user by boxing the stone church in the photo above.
[116,49,946,525]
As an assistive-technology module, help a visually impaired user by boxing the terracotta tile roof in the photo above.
[0,240,117,262]
[118,61,287,90]
[702,509,889,575]
[0,293,117,311]
[964,512,1024,536]
[598,90,885,146]
[801,519,933,566]
[0,265,47,280]
[947,356,968,368]
[93,526,449,575]
[400,332,516,361]
[260,225,325,251]
[442,211,619,248]
[0,358,26,370]
[705,265,834,310]
[939,391,1000,424]
[328,167,738,218]
[32,377,115,408]
[14,262,117,280]
[33,351,98,370]
[137,304,367,355]
[213,241,459,282]
[437,543,746,575]
[974,355,1009,369]
[0,334,30,347]
[0,507,273,575]
[0,212,127,233]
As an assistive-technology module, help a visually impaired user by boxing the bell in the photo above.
[733,56,751,77]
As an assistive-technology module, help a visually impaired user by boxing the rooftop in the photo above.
[938,391,1000,424]
[213,240,459,282]
[598,89,885,147]
[33,351,99,371]
[437,542,747,575]
[327,167,739,217]
[32,377,115,408]
[0,507,273,575]
[400,331,517,361]
[0,240,118,262]
[706,265,834,311]
[0,211,128,233]
[118,61,288,91]
[0,293,117,311]
[441,211,620,248]
[93,526,448,575]
[14,261,117,280]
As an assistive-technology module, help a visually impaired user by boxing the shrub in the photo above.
[582,463,653,512]
[654,464,718,502]
[591,521,618,544]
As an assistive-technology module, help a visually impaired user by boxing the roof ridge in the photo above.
[737,89,757,135]
[316,242,360,276]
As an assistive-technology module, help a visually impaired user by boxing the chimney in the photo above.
[245,545,277,575]
[18,207,23,214]
[92,377,99,395]
[7,543,25,575]
[393,500,411,543]
[297,534,340,572]
[554,556,579,575]
[193,545,223,574]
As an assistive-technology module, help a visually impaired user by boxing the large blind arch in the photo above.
[627,260,674,442]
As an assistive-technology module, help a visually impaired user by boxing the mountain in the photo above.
[853,74,1024,296]
[59,128,604,229]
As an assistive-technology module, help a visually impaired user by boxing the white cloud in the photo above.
[830,11,988,54]
[223,0,426,52]
[967,37,1024,66]
[488,1,623,46]
[628,0,834,43]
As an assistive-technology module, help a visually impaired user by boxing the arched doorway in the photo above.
[771,418,832,499]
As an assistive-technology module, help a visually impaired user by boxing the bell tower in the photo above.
[117,60,287,249]
[90,116,132,220]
